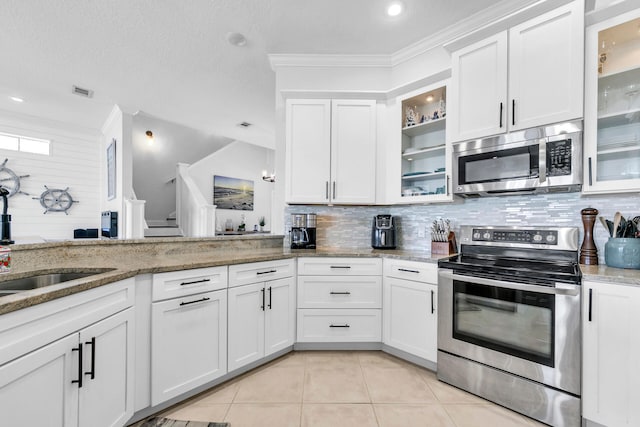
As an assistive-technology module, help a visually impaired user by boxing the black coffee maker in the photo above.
[291,213,316,249]
[371,215,396,249]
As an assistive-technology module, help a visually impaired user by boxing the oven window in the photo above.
[459,145,539,185]
[453,281,554,367]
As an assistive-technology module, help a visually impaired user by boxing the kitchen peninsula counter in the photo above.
[0,237,451,315]
[580,264,640,287]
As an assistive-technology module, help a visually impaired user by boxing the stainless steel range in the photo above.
[437,225,581,427]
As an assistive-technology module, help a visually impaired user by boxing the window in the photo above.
[0,132,50,155]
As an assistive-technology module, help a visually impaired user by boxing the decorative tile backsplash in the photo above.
[285,192,640,262]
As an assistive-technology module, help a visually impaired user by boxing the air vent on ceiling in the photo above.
[238,121,251,128]
[72,85,94,98]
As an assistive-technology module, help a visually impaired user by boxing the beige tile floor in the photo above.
[140,351,546,427]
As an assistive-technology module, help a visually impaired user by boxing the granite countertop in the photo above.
[0,239,450,316]
[580,264,640,286]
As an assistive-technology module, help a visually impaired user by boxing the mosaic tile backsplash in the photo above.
[285,192,640,263]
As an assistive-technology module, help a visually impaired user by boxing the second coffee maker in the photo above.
[291,213,316,249]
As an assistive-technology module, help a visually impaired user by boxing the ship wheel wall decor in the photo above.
[0,158,30,197]
[34,186,79,214]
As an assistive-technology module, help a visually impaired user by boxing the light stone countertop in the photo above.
[580,264,640,287]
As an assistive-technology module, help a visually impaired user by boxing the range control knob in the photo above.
[473,232,481,240]
[533,234,543,242]
[546,234,556,243]
[483,232,492,240]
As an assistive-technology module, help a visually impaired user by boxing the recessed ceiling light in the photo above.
[9,96,24,103]
[426,95,434,102]
[387,2,403,17]
[226,32,247,47]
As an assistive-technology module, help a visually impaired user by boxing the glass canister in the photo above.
[604,238,640,269]
[0,246,11,273]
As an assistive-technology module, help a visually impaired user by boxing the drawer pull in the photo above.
[398,268,420,274]
[431,290,435,314]
[179,297,211,306]
[257,270,277,275]
[330,291,351,295]
[85,337,96,380]
[330,266,351,269]
[180,278,210,286]
[329,324,350,328]
[72,343,83,388]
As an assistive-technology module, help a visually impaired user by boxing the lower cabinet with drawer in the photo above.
[228,259,296,371]
[150,267,228,406]
[297,257,382,343]
[0,278,135,427]
[382,259,438,363]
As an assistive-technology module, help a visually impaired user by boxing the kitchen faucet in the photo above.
[0,186,14,245]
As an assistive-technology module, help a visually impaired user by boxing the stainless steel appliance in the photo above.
[291,213,316,249]
[452,121,582,197]
[101,211,118,238]
[438,225,581,427]
[371,215,396,249]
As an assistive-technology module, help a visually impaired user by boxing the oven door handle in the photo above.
[440,270,580,296]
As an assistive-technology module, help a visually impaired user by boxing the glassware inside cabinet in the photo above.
[596,16,640,182]
[401,86,447,197]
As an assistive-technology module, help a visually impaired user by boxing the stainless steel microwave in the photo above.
[452,121,582,197]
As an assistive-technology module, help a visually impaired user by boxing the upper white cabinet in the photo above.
[285,99,377,204]
[583,280,640,426]
[583,9,640,194]
[449,1,584,143]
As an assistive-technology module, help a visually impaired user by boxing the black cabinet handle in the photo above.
[330,324,350,328]
[588,157,593,186]
[333,181,336,199]
[72,343,83,388]
[398,268,420,274]
[180,278,210,286]
[330,291,351,295]
[499,102,503,128]
[85,337,96,380]
[256,270,276,275]
[588,288,593,322]
[179,297,210,307]
[261,288,265,311]
[268,286,272,309]
[431,290,435,314]
[326,181,329,200]
[512,99,515,126]
[330,266,351,269]
[446,174,450,196]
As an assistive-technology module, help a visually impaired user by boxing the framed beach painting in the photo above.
[213,175,254,210]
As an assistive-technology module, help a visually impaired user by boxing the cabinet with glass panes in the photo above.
[584,10,640,194]
[399,83,452,203]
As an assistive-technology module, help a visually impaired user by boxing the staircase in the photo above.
[143,217,184,238]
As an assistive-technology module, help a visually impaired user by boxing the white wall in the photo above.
[188,141,275,232]
[0,109,102,242]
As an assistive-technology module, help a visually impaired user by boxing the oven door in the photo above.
[438,269,581,395]
[453,137,545,195]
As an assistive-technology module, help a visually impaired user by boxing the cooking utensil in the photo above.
[599,216,612,237]
[612,212,622,238]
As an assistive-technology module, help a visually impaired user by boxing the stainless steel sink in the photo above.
[0,269,115,295]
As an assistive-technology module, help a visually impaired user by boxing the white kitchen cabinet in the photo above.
[583,9,640,194]
[150,267,228,406]
[296,257,382,343]
[0,308,134,427]
[151,289,227,405]
[285,98,377,204]
[382,259,437,362]
[396,82,453,203]
[0,279,135,427]
[449,1,583,143]
[583,280,640,426]
[228,260,295,371]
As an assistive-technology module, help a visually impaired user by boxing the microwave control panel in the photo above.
[546,139,572,176]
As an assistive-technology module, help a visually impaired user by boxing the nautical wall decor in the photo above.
[0,158,30,197]
[34,185,78,214]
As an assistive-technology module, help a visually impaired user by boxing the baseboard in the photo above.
[293,342,383,351]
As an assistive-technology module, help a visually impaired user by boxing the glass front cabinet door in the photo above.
[397,82,453,203]
[584,9,640,194]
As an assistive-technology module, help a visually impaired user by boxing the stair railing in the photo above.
[176,163,216,237]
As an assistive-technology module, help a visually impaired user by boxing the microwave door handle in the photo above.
[439,270,579,296]
[539,139,547,183]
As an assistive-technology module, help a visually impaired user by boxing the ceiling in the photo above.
[1,0,535,149]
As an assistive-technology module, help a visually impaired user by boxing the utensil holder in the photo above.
[604,238,640,269]
[431,232,457,255]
